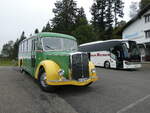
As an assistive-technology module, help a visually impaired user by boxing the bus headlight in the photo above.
[91,68,96,73]
[58,69,65,76]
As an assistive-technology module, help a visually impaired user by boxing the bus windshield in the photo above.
[128,41,140,56]
[42,37,78,51]
[122,43,129,59]
[122,41,140,61]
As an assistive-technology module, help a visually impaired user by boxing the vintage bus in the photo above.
[18,32,98,91]
[79,39,141,69]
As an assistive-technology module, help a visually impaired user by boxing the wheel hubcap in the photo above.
[106,62,110,68]
[40,73,48,87]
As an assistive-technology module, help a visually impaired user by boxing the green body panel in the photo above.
[40,51,71,78]
[32,32,76,41]
[19,32,77,78]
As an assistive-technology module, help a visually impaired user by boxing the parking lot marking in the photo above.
[117,94,150,113]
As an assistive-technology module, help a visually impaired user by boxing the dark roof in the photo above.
[79,41,122,52]
[122,4,150,32]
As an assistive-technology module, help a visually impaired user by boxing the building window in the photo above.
[145,30,150,38]
[145,14,150,23]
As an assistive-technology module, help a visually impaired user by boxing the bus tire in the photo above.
[38,69,56,92]
[104,61,110,69]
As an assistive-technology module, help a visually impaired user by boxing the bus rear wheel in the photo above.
[104,61,110,69]
[38,70,56,92]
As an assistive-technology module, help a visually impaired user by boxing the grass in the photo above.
[0,58,18,66]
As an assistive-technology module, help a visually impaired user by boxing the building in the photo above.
[122,4,150,61]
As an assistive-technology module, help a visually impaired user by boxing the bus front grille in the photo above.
[71,53,89,80]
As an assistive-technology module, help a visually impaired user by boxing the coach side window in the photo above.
[25,41,28,52]
[19,44,21,53]
[28,39,32,52]
[36,37,43,50]
[27,40,28,52]
[32,40,35,51]
[32,39,38,51]
[23,42,25,52]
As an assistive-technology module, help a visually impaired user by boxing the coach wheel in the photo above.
[38,69,56,92]
[104,61,110,69]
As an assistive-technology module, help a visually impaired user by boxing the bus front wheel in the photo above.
[104,61,110,69]
[38,69,56,92]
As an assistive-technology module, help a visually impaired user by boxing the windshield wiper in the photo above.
[46,45,55,50]
[64,48,77,51]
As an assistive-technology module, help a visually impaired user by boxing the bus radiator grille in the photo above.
[71,53,89,80]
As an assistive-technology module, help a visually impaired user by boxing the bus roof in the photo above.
[34,32,76,40]
[80,39,129,47]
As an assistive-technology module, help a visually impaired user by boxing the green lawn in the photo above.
[0,59,17,66]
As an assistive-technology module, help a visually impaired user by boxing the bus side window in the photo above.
[36,37,43,50]
[28,39,32,52]
[32,40,36,51]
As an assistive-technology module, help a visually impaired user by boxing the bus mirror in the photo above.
[125,42,129,49]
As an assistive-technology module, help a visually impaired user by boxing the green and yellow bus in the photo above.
[18,32,98,91]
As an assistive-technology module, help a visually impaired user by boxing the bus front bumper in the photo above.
[124,63,142,69]
[46,76,99,86]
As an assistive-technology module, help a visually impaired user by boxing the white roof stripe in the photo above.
[80,39,129,46]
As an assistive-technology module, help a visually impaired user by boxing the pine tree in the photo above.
[44,22,51,32]
[72,7,95,44]
[113,0,124,27]
[91,0,124,40]
[35,28,39,34]
[1,41,14,58]
[41,26,46,32]
[91,0,106,32]
[72,25,96,44]
[51,0,78,34]
[20,31,26,41]
[140,0,150,10]
[105,0,113,29]
[105,0,114,39]
[12,31,26,59]
[75,7,88,27]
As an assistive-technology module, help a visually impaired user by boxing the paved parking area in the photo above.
[57,64,150,113]
[0,65,150,113]
[0,67,77,113]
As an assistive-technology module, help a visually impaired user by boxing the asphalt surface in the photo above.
[0,65,150,113]
[56,64,150,113]
[0,67,77,113]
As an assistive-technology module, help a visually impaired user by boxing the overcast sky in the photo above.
[0,0,140,52]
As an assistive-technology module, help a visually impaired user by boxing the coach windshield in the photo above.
[42,37,78,51]
[122,41,141,61]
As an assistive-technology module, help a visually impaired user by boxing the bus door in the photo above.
[112,47,123,69]
[31,39,36,73]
